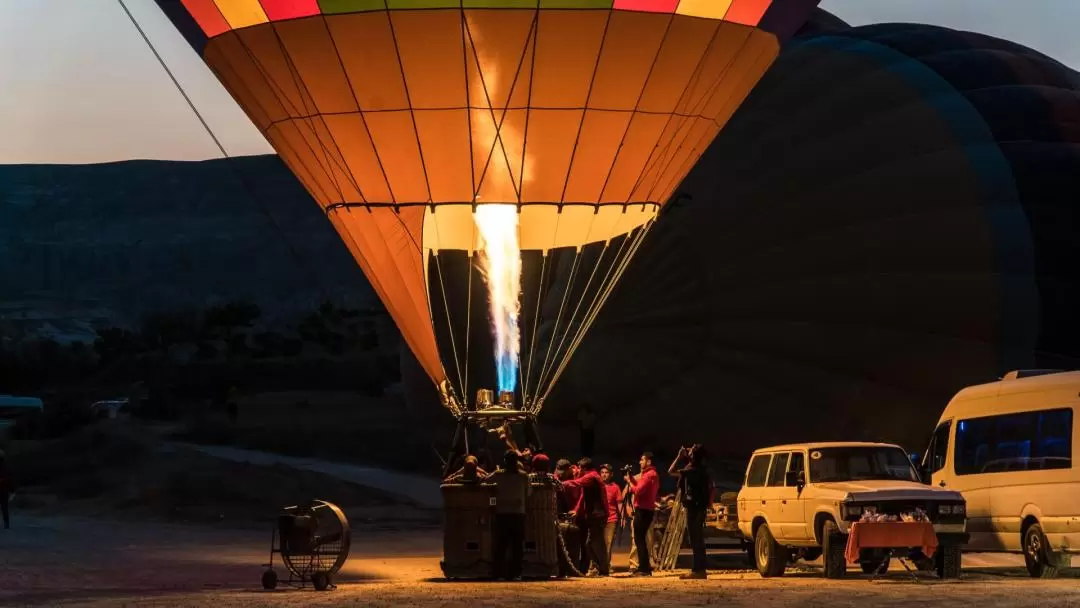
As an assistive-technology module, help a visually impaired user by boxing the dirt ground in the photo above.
[2,515,1079,607]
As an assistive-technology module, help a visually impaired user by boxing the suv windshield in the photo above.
[808,446,919,483]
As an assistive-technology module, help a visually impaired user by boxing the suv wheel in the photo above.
[936,544,962,579]
[1023,523,1062,579]
[822,519,847,579]
[754,524,786,578]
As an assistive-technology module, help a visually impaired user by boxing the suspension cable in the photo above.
[538,220,655,409]
[538,216,642,395]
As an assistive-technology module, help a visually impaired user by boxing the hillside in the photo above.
[0,156,372,340]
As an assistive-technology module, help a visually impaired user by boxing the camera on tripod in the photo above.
[620,464,634,474]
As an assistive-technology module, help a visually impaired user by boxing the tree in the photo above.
[201,300,261,357]
[93,327,140,366]
[296,300,379,356]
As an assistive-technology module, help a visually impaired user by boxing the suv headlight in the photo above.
[841,504,875,519]
[938,504,966,516]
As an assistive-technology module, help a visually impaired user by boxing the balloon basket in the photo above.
[439,482,559,580]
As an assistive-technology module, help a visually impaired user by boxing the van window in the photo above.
[955,408,1073,475]
[767,453,791,487]
[745,454,772,487]
[927,421,951,474]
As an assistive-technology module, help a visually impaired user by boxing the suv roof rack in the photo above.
[1001,369,1067,381]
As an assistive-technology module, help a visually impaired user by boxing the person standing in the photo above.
[0,451,12,529]
[600,465,621,563]
[488,450,532,580]
[670,444,712,579]
[560,458,610,576]
[625,452,660,576]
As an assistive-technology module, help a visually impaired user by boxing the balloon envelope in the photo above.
[155,0,819,408]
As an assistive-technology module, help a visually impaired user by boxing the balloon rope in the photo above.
[538,220,654,410]
[521,249,549,412]
[431,249,467,406]
[464,223,475,404]
[536,223,635,399]
[541,221,654,407]
[530,253,580,408]
[116,0,321,294]
[531,209,604,401]
[522,209,563,412]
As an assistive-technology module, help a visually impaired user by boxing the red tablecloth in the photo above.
[844,521,937,564]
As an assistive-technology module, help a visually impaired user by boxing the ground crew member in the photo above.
[625,452,659,576]
[670,444,712,579]
[600,465,621,563]
[560,458,610,576]
[488,450,531,580]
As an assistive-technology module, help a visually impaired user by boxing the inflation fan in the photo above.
[261,500,351,591]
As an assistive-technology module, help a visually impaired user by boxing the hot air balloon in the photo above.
[153,0,818,435]
[526,12,1080,459]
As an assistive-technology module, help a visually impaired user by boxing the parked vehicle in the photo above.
[0,395,43,431]
[921,369,1079,578]
[737,442,968,579]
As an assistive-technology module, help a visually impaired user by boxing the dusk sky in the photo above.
[1,0,1077,165]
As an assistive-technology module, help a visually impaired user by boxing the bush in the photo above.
[8,424,151,488]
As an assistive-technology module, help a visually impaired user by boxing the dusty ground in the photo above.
[2,515,1078,607]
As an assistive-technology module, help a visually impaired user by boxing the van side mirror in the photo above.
[785,470,804,488]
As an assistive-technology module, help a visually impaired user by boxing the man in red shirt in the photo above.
[600,465,621,565]
[554,459,580,515]
[561,458,610,576]
[625,452,660,576]
[554,459,582,577]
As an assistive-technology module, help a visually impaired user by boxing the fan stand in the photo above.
[261,528,337,591]
[261,501,350,592]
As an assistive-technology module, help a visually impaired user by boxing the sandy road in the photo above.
[2,515,1078,607]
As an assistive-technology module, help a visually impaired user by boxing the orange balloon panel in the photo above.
[189,7,783,388]
[203,10,779,211]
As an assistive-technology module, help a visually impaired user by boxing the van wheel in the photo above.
[754,524,786,577]
[1024,523,1061,579]
[822,520,847,579]
[936,544,962,579]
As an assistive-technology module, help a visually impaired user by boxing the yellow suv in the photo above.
[737,442,968,579]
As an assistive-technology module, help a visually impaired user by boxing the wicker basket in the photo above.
[522,483,560,578]
[440,483,496,579]
[440,482,560,579]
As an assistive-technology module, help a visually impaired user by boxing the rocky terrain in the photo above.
[0,156,372,342]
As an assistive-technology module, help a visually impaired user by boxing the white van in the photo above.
[921,369,1079,577]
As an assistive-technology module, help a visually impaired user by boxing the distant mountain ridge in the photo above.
[0,155,374,341]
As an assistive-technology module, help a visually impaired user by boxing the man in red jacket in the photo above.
[625,452,660,576]
[554,459,582,577]
[560,458,610,576]
[600,465,621,565]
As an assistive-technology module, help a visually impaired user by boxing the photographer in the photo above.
[625,452,659,576]
[669,444,712,579]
